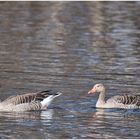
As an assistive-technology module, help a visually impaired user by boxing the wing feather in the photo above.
[115,94,140,105]
[3,90,53,105]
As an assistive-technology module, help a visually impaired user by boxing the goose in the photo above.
[0,90,62,112]
[88,83,140,109]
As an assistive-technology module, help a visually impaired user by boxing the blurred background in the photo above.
[0,1,140,139]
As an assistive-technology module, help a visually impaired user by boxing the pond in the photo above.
[0,1,140,139]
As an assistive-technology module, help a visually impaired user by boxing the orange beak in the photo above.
[88,87,96,94]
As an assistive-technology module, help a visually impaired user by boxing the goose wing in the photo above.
[111,94,140,106]
[3,90,55,105]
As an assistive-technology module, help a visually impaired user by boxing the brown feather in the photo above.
[119,95,140,105]
[2,90,53,105]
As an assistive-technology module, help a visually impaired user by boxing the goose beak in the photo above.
[55,92,63,97]
[88,87,96,94]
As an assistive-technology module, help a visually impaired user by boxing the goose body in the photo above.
[88,83,140,109]
[0,90,62,112]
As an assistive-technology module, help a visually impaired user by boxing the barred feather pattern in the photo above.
[116,95,140,106]
[0,90,60,112]
[89,83,140,109]
[3,90,52,105]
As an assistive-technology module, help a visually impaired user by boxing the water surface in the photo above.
[0,1,140,139]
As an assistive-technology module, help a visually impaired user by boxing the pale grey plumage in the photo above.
[88,83,140,109]
[0,90,62,112]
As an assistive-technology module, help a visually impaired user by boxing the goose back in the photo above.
[0,90,62,112]
[107,94,140,108]
[116,95,140,106]
[2,90,52,105]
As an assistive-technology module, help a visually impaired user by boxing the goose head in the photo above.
[88,83,105,94]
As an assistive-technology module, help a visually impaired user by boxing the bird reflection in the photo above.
[0,109,54,121]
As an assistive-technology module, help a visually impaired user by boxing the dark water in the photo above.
[0,1,140,139]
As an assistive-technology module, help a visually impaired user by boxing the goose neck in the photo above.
[96,90,106,107]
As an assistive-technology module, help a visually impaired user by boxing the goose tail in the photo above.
[40,92,62,109]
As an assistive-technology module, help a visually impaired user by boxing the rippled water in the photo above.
[0,1,140,139]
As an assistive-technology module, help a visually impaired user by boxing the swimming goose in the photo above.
[0,90,62,112]
[88,83,140,109]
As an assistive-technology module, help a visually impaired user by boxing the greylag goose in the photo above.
[0,90,62,112]
[88,83,140,109]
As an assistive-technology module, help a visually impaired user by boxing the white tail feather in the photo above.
[41,92,62,109]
